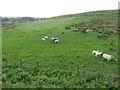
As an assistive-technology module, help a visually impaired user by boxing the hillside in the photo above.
[51,10,118,34]
[2,10,119,88]
[50,10,117,19]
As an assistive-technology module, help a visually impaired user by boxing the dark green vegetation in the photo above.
[2,10,119,88]
[1,17,42,30]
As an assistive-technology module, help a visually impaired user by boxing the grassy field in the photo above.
[2,10,119,88]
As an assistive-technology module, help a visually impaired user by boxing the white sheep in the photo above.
[103,53,114,61]
[95,51,103,56]
[92,50,103,56]
[41,37,45,40]
[92,50,99,55]
[43,36,48,39]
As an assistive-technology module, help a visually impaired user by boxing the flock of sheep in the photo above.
[41,36,115,61]
[39,28,115,62]
[92,50,114,61]
[41,36,59,43]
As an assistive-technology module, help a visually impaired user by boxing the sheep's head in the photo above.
[51,37,55,40]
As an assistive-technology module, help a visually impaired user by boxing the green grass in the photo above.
[2,10,119,88]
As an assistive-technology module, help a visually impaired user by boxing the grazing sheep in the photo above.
[103,53,114,61]
[43,36,48,39]
[54,39,59,43]
[92,50,99,55]
[51,37,55,40]
[51,37,59,43]
[41,36,48,40]
[86,29,90,32]
[92,50,103,56]
[95,51,103,56]
[86,29,94,32]
[41,37,45,40]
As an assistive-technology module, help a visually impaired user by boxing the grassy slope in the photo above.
[0,17,2,72]
[2,10,118,88]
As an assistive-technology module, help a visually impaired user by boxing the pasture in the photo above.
[2,10,119,88]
